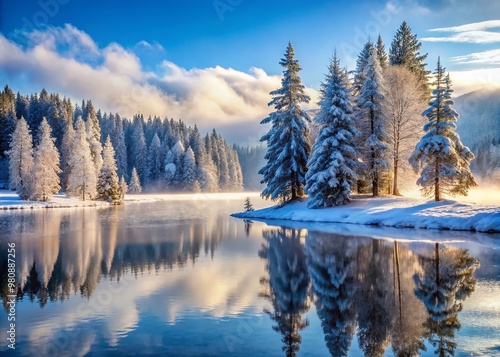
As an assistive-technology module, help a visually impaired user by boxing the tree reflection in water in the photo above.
[259,228,311,357]
[259,228,479,357]
[414,243,480,357]
[0,207,232,310]
[306,232,357,357]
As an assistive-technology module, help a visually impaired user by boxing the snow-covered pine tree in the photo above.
[147,132,163,189]
[353,40,373,96]
[376,35,388,69]
[244,196,254,212]
[0,85,17,158]
[170,140,185,190]
[259,42,311,202]
[389,21,429,96]
[356,46,391,196]
[97,136,121,203]
[108,113,128,179]
[164,148,176,190]
[119,176,128,200]
[216,134,231,191]
[85,101,103,178]
[31,118,61,201]
[67,117,97,201]
[228,149,244,191]
[130,117,147,184]
[409,59,476,201]
[7,116,34,199]
[60,119,74,191]
[305,53,359,208]
[128,167,142,193]
[181,146,197,191]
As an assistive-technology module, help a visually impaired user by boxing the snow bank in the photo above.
[0,190,261,210]
[232,195,500,233]
[0,190,111,210]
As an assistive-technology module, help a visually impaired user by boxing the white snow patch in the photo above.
[232,194,500,233]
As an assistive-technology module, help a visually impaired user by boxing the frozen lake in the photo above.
[0,196,499,356]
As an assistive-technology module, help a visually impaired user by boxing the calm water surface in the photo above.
[0,196,499,356]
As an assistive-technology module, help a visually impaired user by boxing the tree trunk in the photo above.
[370,102,378,197]
[393,158,399,195]
[291,173,297,200]
[434,158,440,201]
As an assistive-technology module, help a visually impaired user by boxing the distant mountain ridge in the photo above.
[455,88,500,176]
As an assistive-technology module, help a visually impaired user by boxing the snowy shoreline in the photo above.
[0,190,261,211]
[232,195,500,233]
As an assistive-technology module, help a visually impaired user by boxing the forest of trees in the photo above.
[0,86,244,202]
[260,21,478,204]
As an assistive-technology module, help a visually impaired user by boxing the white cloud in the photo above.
[0,25,319,144]
[422,20,500,44]
[451,49,500,65]
[429,20,500,33]
[422,31,500,44]
[449,68,500,96]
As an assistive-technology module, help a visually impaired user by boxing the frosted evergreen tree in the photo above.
[31,118,61,201]
[305,53,359,208]
[85,118,103,179]
[244,197,254,212]
[84,101,103,177]
[112,114,127,179]
[389,21,429,95]
[353,40,373,95]
[356,47,391,196]
[228,149,244,191]
[409,59,476,201]
[130,118,147,184]
[164,148,177,190]
[128,167,142,193]
[147,132,163,189]
[46,94,67,153]
[60,119,74,191]
[181,147,197,191]
[170,140,185,190]
[259,42,311,202]
[216,134,231,190]
[119,176,128,200]
[97,136,121,203]
[7,116,34,199]
[376,35,388,69]
[0,85,17,158]
[67,117,97,201]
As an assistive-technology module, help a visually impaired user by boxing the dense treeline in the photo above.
[234,144,266,190]
[0,86,243,201]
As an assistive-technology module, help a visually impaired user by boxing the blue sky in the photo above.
[1,0,499,143]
